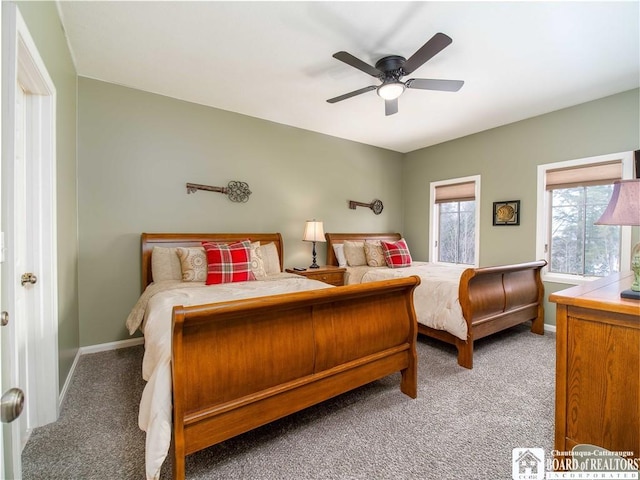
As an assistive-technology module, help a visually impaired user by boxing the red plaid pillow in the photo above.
[381,238,412,268]
[202,240,256,285]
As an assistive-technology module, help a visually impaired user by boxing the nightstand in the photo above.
[285,265,346,286]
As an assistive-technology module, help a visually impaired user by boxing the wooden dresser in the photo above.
[550,272,639,462]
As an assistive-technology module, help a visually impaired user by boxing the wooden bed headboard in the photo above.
[140,233,284,291]
[325,232,402,266]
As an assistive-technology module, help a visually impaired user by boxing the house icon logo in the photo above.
[512,448,545,480]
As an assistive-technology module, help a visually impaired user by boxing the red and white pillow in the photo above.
[202,240,256,285]
[381,238,412,268]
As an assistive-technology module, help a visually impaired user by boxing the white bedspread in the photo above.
[345,262,469,341]
[128,273,332,480]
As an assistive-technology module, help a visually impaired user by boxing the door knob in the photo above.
[20,272,37,286]
[1,388,24,423]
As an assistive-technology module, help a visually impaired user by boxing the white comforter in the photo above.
[126,274,332,480]
[344,262,469,341]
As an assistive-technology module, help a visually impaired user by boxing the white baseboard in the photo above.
[544,323,557,334]
[58,349,81,409]
[79,336,144,355]
[58,337,144,408]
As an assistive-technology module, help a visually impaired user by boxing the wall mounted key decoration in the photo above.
[186,181,252,203]
[348,199,383,215]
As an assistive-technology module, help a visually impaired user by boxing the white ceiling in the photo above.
[57,1,639,153]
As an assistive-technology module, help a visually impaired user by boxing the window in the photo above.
[536,152,633,284]
[430,176,480,266]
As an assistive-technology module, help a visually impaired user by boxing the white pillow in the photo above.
[261,242,281,275]
[332,244,347,267]
[343,240,366,266]
[151,246,182,282]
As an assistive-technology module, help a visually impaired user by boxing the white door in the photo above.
[1,4,59,477]
[0,4,23,478]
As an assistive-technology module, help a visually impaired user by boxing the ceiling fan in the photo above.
[326,32,464,116]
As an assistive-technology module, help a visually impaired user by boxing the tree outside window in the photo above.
[549,184,620,277]
[438,200,476,265]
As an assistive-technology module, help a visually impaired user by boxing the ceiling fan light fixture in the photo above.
[377,81,405,100]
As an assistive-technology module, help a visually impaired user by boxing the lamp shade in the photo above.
[303,221,325,243]
[595,180,640,226]
[377,81,405,100]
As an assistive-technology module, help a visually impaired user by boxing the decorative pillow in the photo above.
[260,242,281,275]
[332,243,347,267]
[364,240,386,267]
[176,247,207,282]
[343,240,366,266]
[381,238,412,268]
[249,241,267,279]
[202,240,256,285]
[151,246,182,282]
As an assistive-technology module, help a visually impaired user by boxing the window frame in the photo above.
[536,151,633,285]
[429,175,481,267]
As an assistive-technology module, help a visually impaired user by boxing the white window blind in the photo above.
[545,160,622,190]
[435,181,475,203]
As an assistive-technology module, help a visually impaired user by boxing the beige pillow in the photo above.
[176,246,207,282]
[151,246,182,282]
[261,242,281,275]
[343,240,366,266]
[250,241,267,279]
[364,240,386,267]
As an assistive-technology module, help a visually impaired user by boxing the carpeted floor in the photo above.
[22,325,555,480]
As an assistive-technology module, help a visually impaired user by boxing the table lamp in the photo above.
[303,220,325,269]
[595,179,640,299]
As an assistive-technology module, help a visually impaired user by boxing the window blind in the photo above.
[545,160,622,190]
[435,181,475,203]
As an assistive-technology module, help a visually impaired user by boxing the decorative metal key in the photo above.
[348,199,384,215]
[186,181,252,203]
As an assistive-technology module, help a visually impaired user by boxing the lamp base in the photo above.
[309,241,320,269]
[620,289,640,300]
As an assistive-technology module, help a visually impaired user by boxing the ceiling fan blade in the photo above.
[385,98,398,116]
[402,32,453,74]
[406,78,464,92]
[327,85,377,104]
[332,51,381,77]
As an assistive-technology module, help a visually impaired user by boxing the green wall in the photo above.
[16,1,79,392]
[402,89,640,324]
[12,3,640,388]
[77,78,404,346]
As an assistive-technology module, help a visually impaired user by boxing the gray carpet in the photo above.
[22,325,555,480]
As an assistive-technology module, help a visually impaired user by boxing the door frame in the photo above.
[1,3,58,473]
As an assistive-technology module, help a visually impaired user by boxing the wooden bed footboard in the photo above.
[324,232,546,370]
[430,259,547,369]
[171,276,420,480]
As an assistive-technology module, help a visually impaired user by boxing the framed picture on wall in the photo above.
[493,200,520,226]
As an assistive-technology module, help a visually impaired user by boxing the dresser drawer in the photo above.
[308,271,344,286]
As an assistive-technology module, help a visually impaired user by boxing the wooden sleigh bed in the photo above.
[325,233,546,370]
[136,233,421,480]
